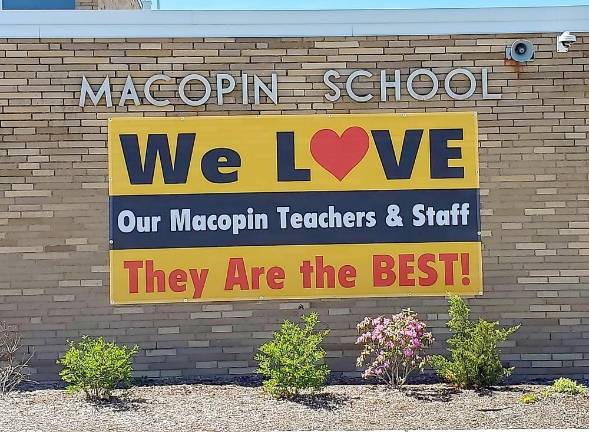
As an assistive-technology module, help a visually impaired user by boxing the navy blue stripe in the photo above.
[110,189,479,250]
[3,0,75,9]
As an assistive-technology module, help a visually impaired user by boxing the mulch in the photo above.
[0,383,588,431]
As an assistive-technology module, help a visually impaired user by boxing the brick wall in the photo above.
[0,35,588,382]
[76,0,142,9]
[75,0,95,8]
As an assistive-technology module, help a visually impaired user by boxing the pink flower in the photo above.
[356,312,434,386]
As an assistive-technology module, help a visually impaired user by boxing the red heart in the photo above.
[310,127,369,181]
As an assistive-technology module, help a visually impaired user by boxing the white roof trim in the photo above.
[0,6,587,38]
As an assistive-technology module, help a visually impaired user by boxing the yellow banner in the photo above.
[109,112,482,304]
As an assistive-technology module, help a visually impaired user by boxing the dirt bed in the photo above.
[1,383,588,431]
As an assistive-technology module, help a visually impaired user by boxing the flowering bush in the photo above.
[356,309,433,388]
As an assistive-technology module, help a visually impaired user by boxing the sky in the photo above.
[156,0,589,9]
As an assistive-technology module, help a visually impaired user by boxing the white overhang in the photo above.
[0,6,587,38]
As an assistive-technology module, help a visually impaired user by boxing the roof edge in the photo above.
[0,6,587,38]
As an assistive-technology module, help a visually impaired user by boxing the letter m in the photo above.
[79,76,112,107]
[119,133,195,184]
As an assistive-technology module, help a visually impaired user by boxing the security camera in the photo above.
[557,31,576,53]
[506,40,535,63]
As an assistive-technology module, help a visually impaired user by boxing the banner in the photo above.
[109,113,482,304]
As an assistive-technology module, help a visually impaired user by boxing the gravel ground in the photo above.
[1,383,588,431]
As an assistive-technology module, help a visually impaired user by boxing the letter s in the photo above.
[323,70,341,102]
[413,204,426,227]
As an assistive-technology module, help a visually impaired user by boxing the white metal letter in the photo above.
[346,70,373,102]
[253,73,278,105]
[444,68,476,100]
[242,73,249,104]
[407,69,439,101]
[119,75,140,107]
[216,73,236,105]
[323,69,341,102]
[144,74,171,107]
[380,69,401,102]
[482,68,502,100]
[79,76,112,107]
[178,74,211,107]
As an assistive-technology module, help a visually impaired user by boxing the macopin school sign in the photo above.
[108,113,482,304]
[81,68,501,108]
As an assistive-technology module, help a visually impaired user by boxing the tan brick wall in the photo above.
[75,0,94,8]
[76,0,142,9]
[0,35,588,382]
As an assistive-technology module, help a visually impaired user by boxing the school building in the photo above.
[0,0,588,382]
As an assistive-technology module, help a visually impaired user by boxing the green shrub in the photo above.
[255,312,330,398]
[549,377,587,395]
[431,296,519,388]
[520,392,540,404]
[57,336,138,401]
